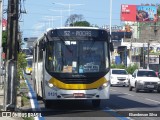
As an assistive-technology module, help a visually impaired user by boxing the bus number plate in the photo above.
[73,93,85,97]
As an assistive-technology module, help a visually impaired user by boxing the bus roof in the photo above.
[33,26,107,47]
[55,26,100,30]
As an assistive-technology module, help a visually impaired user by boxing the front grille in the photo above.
[144,82,157,85]
[60,77,100,84]
[117,77,126,81]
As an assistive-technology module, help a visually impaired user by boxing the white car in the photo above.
[110,69,130,86]
[129,69,160,93]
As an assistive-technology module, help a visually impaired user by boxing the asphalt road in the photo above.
[25,74,160,120]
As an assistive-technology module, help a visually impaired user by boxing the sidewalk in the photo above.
[0,76,23,120]
[0,75,4,111]
[0,85,4,111]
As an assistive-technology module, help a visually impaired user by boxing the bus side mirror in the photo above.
[42,40,46,51]
[109,42,114,52]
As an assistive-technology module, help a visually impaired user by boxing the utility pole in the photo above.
[147,42,150,69]
[0,0,2,77]
[4,0,19,111]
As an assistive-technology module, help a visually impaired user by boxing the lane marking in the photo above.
[103,107,130,120]
[24,74,45,120]
[145,98,160,104]
[110,89,134,96]
[123,93,134,96]
[110,89,117,91]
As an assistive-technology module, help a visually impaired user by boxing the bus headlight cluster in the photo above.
[98,81,110,90]
[46,81,59,90]
[48,83,54,87]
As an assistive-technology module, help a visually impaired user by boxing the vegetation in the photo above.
[126,64,139,74]
[111,64,125,69]
[65,14,91,27]
[23,117,34,120]
[2,31,7,53]
[111,63,139,74]
[72,21,90,27]
[17,52,27,80]
[157,4,160,16]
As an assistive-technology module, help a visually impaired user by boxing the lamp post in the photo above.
[49,9,69,27]
[52,3,84,17]
[52,3,84,26]
[43,15,61,27]
[147,39,155,69]
[109,0,112,41]
[109,0,113,63]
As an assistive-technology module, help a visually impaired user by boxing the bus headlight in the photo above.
[98,81,110,90]
[46,81,59,90]
[48,83,54,87]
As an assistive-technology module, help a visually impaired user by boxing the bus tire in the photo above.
[45,100,52,108]
[92,100,100,108]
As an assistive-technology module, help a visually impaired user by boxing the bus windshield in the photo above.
[46,39,109,73]
[27,60,32,67]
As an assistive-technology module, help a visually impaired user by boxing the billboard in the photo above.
[2,18,7,31]
[121,4,158,22]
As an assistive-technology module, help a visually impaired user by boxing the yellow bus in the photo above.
[25,56,33,75]
[32,27,113,108]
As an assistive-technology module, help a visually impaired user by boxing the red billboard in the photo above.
[121,4,137,21]
[121,4,158,22]
[2,18,7,31]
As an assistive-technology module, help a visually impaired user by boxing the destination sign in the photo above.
[50,29,108,38]
[63,30,92,37]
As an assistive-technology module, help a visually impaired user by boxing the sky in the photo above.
[11,0,160,38]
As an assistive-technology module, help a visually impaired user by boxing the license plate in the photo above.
[73,93,84,97]
[118,81,124,84]
[147,85,154,88]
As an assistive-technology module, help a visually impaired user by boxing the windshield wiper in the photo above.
[58,36,73,54]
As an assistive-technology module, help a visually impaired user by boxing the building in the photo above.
[24,37,37,48]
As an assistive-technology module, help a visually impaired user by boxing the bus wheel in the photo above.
[92,100,100,108]
[45,100,52,108]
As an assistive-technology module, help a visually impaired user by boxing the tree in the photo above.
[73,21,90,27]
[65,14,91,27]
[157,4,160,16]
[2,31,7,53]
[17,52,27,80]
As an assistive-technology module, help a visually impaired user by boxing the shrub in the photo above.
[111,64,126,69]
[17,52,27,80]
[126,64,138,74]
[111,63,138,74]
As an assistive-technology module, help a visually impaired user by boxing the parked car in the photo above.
[110,68,130,86]
[129,69,160,93]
